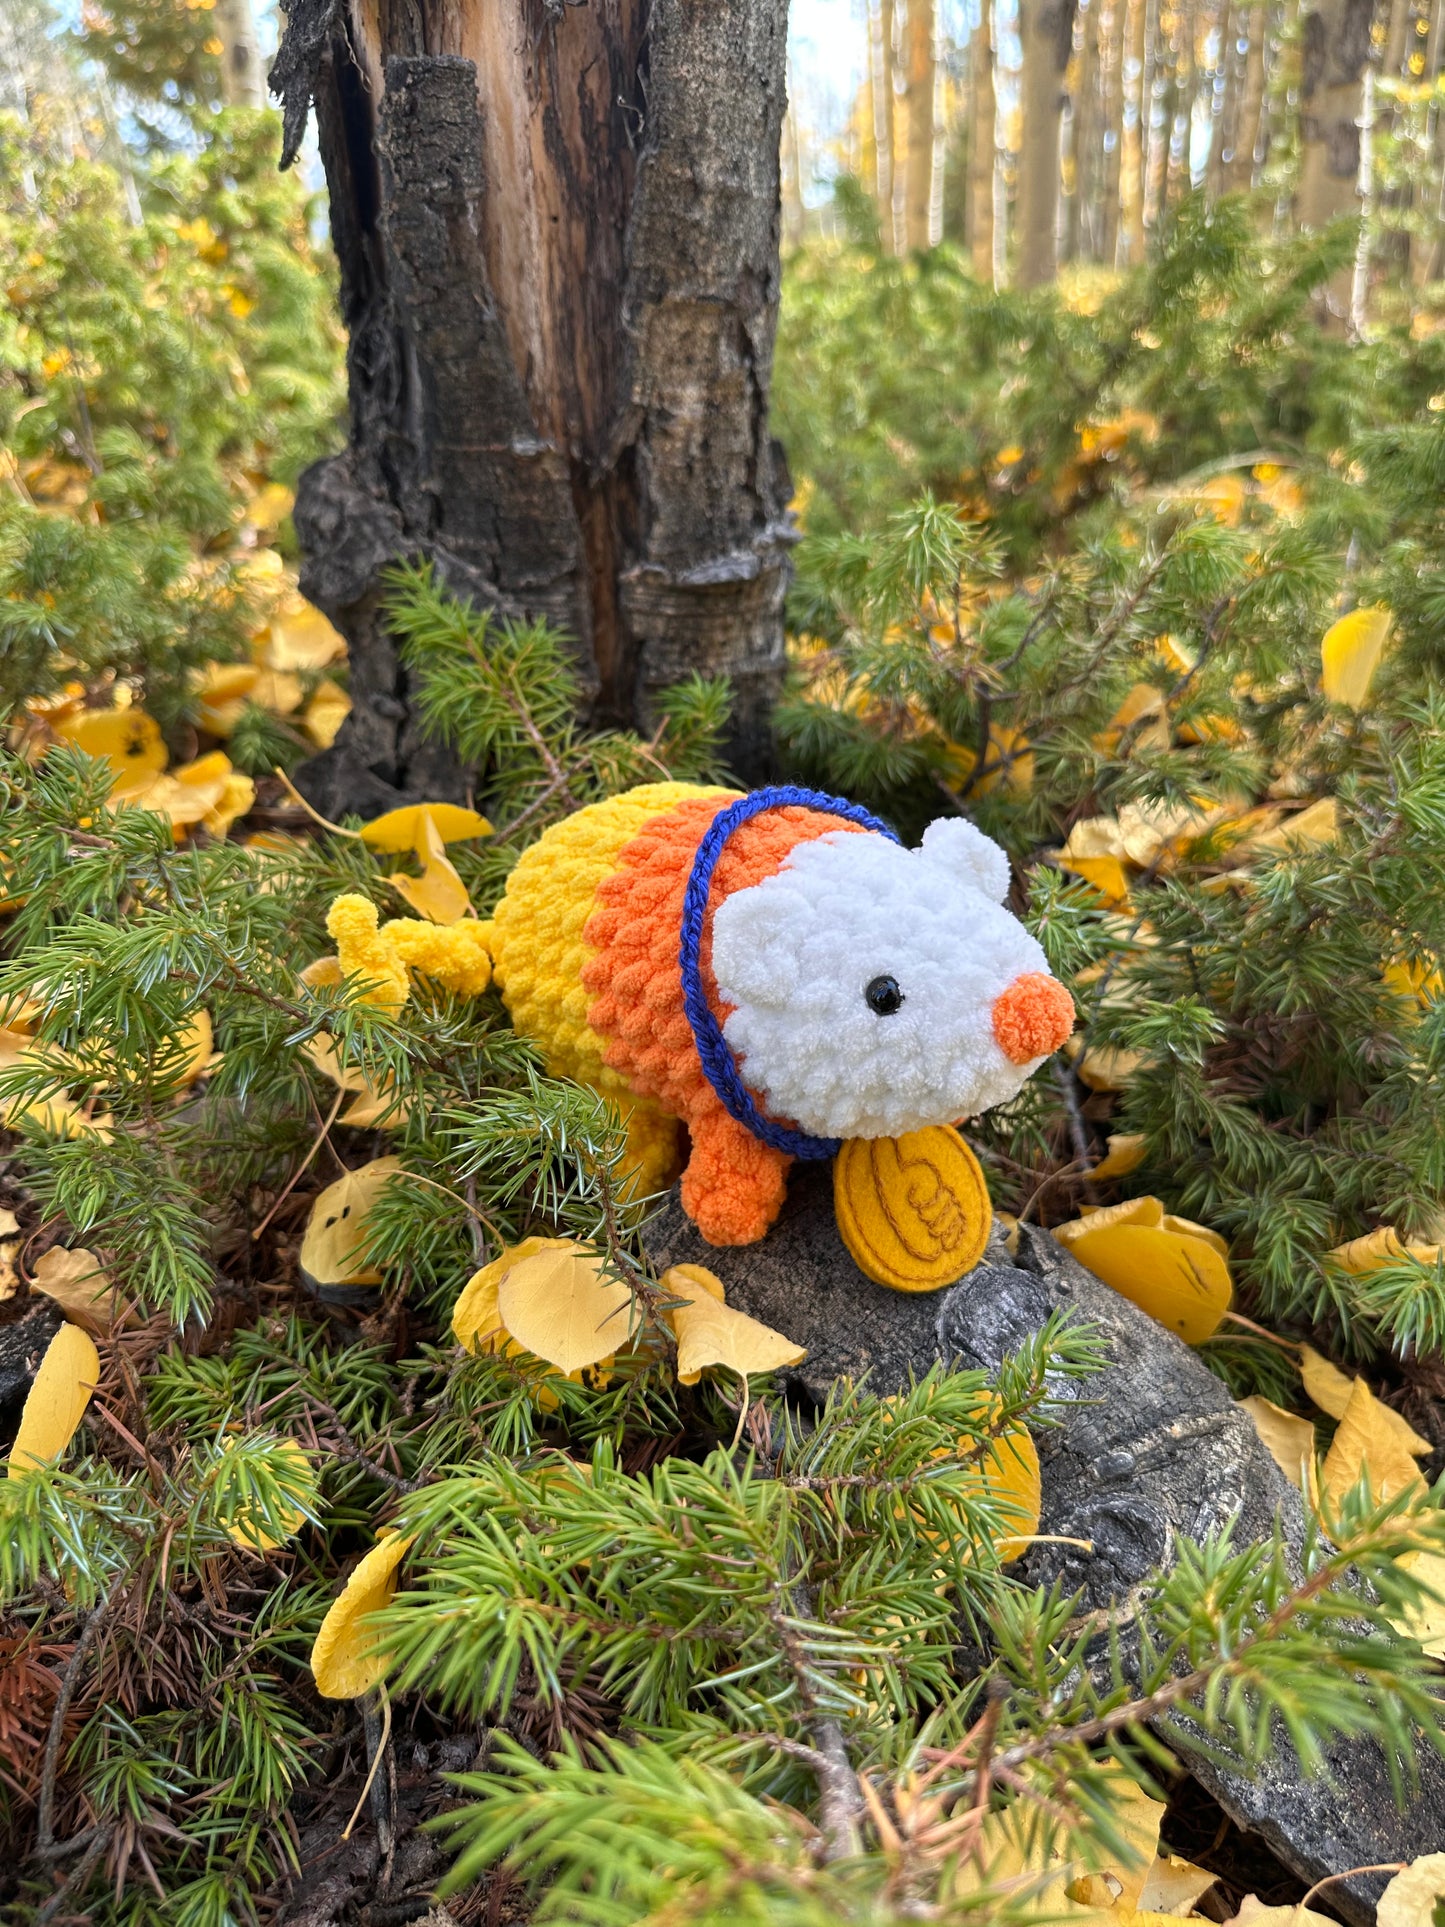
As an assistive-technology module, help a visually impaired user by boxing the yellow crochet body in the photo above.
[487,782,736,1193]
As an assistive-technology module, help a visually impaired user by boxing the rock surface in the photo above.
[0,1300,63,1416]
[646,1164,1445,1925]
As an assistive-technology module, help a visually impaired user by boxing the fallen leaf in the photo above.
[31,1246,117,1333]
[262,600,346,672]
[496,1243,634,1375]
[1243,798,1338,854]
[204,771,256,838]
[1091,1133,1148,1180]
[299,1158,406,1293]
[966,1421,1042,1566]
[192,661,261,707]
[1298,1344,1430,1456]
[302,678,351,750]
[310,1531,413,1699]
[1376,1853,1445,1927]
[1320,1377,1427,1512]
[1393,1551,1445,1658]
[358,803,493,853]
[659,1263,805,1385]
[1054,1196,1232,1344]
[0,1206,19,1302]
[1065,1039,1150,1092]
[452,1237,575,1354]
[244,486,294,533]
[54,706,166,781]
[1135,1852,1218,1916]
[1321,605,1393,710]
[1060,853,1133,907]
[7,1322,100,1478]
[1328,1225,1442,1278]
[1221,1897,1337,1927]
[215,1437,316,1551]
[1238,1396,1315,1490]
[387,812,472,923]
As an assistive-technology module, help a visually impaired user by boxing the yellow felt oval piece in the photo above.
[359,804,493,853]
[667,1285,805,1387]
[218,1437,316,1551]
[497,1245,634,1374]
[834,1126,992,1293]
[7,1322,100,1478]
[310,1531,413,1699]
[1238,1396,1315,1490]
[1062,1217,1232,1344]
[55,707,167,781]
[452,1237,575,1353]
[299,1157,405,1291]
[1321,605,1393,710]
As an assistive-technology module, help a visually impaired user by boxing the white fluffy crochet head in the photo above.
[710,817,1074,1140]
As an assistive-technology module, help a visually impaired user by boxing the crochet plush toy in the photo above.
[459,782,1074,1250]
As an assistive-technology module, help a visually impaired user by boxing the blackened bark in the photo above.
[270,0,793,819]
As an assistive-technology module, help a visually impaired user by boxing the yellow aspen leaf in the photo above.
[1237,1396,1315,1490]
[1321,605,1393,709]
[358,803,493,853]
[249,668,304,717]
[1391,1553,1445,1659]
[1222,1900,1337,1927]
[1377,1854,1445,1927]
[1383,956,1444,1011]
[1059,854,1132,907]
[1063,1036,1150,1091]
[31,1246,118,1333]
[1240,797,1339,855]
[1320,1377,1427,1511]
[946,723,1034,796]
[1116,797,1226,869]
[310,1531,413,1699]
[244,485,294,532]
[263,600,347,671]
[54,706,166,781]
[1093,683,1170,754]
[1062,816,1128,860]
[1298,1343,1430,1456]
[299,1158,405,1294]
[1053,1196,1232,1344]
[1328,1224,1442,1279]
[204,772,256,838]
[216,1438,316,1551]
[968,1422,1042,1565]
[659,1264,805,1385]
[1091,1133,1148,1180]
[1135,1852,1219,1916]
[452,1237,575,1353]
[1189,472,1248,525]
[387,812,472,924]
[192,661,260,708]
[7,1322,100,1478]
[337,1084,411,1130]
[302,679,351,750]
[496,1243,634,1374]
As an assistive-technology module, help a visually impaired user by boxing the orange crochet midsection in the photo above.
[580,797,863,1127]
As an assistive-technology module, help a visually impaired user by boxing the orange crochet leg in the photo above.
[680,1108,792,1246]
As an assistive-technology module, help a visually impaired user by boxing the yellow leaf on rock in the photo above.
[264,602,347,673]
[452,1237,575,1354]
[1321,605,1393,710]
[1054,1196,1232,1344]
[310,1531,413,1699]
[1091,1133,1148,1180]
[303,678,351,750]
[1377,1854,1445,1927]
[659,1264,805,1385]
[7,1322,99,1478]
[31,1246,117,1333]
[1320,1377,1428,1512]
[55,707,167,781]
[299,1158,405,1293]
[496,1244,634,1375]
[1393,1552,1445,1658]
[1238,1396,1315,1489]
[969,1422,1042,1565]
[1223,1898,1338,1927]
[359,804,493,853]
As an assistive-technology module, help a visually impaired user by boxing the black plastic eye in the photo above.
[865,974,904,1016]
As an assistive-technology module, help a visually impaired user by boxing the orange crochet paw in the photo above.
[991,972,1075,1065]
[681,1113,791,1246]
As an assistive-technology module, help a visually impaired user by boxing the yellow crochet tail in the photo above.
[325,895,494,1010]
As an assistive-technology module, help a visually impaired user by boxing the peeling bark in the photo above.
[269,0,793,818]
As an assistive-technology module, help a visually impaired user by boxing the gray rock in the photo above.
[645,1165,1445,1924]
[0,1301,64,1413]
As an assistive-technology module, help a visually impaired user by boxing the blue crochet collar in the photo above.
[677,786,899,1160]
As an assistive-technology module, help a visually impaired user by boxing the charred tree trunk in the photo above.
[269,0,794,819]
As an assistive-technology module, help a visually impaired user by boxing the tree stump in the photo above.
[646,1164,1445,1923]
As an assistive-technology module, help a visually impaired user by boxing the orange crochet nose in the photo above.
[992,972,1075,1066]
